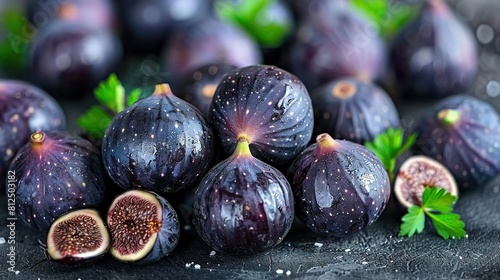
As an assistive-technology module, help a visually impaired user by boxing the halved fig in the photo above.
[107,190,180,265]
[394,155,458,208]
[47,209,110,266]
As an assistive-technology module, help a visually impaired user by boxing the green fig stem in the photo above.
[235,136,253,158]
[153,84,173,96]
[437,109,460,126]
[316,133,340,151]
[31,131,46,143]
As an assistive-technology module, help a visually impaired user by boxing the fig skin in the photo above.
[311,77,400,144]
[413,94,500,189]
[107,190,180,265]
[162,17,263,84]
[29,21,122,99]
[47,209,110,267]
[10,131,106,231]
[289,0,387,89]
[287,133,390,237]
[193,137,294,254]
[102,84,215,193]
[175,63,237,118]
[390,0,478,98]
[210,65,314,166]
[0,80,66,190]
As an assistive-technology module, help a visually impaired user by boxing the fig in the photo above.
[192,136,294,254]
[0,80,66,189]
[102,84,215,193]
[175,63,237,118]
[413,94,500,189]
[287,133,390,237]
[10,131,106,231]
[289,0,387,89]
[394,155,457,208]
[210,65,314,166]
[390,0,478,98]
[162,17,262,84]
[107,190,180,264]
[311,77,400,144]
[47,209,110,266]
[29,21,122,99]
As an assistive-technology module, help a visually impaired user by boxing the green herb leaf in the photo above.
[94,74,125,114]
[399,186,466,240]
[77,106,113,140]
[0,9,34,72]
[127,88,142,107]
[398,206,425,237]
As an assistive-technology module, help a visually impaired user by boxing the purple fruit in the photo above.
[289,0,387,89]
[102,84,215,193]
[210,65,314,166]
[175,63,237,118]
[193,136,294,254]
[0,80,66,189]
[10,131,106,231]
[311,77,400,144]
[390,0,478,98]
[107,190,180,264]
[27,0,117,29]
[118,0,212,53]
[162,17,262,83]
[47,209,110,266]
[287,133,390,237]
[29,21,122,98]
[413,94,500,189]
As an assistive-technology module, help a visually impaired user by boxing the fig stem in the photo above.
[316,133,339,150]
[332,81,356,99]
[153,84,173,96]
[437,109,460,126]
[31,131,46,143]
[235,136,252,158]
[202,84,217,98]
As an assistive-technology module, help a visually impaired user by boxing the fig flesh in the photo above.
[413,94,500,189]
[210,65,314,166]
[311,77,400,144]
[10,131,106,231]
[287,133,390,237]
[193,137,294,254]
[107,190,180,264]
[394,155,458,209]
[102,84,215,193]
[47,209,110,266]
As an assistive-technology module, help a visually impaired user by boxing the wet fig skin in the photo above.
[210,65,314,166]
[193,139,294,254]
[10,132,106,231]
[311,77,400,144]
[287,134,390,237]
[391,0,478,98]
[413,94,500,189]
[102,84,215,193]
[0,80,66,189]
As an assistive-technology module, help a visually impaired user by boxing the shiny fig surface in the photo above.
[107,190,180,264]
[102,84,215,193]
[413,94,500,189]
[311,77,400,144]
[11,131,106,231]
[0,80,66,189]
[391,0,478,98]
[287,134,390,237]
[210,65,314,166]
[193,137,294,254]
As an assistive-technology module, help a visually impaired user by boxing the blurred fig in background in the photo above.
[162,17,263,86]
[391,0,478,99]
[117,0,212,54]
[29,21,122,99]
[26,0,117,30]
[0,80,66,190]
[289,0,387,89]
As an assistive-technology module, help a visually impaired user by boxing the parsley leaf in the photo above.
[77,74,142,141]
[399,187,466,240]
[364,128,417,183]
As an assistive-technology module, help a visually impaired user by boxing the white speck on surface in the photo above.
[0,237,5,244]
[194,264,201,269]
[286,271,291,276]
[362,261,369,265]
[210,251,216,257]
[15,271,19,275]
[314,242,323,248]
[345,249,351,252]
[459,256,463,260]
[276,269,284,274]
[185,262,194,268]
